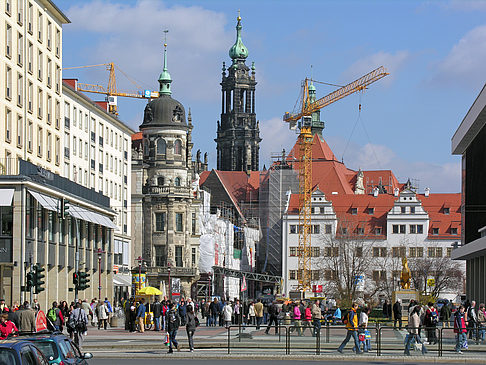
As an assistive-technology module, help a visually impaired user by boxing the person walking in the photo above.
[291,302,303,336]
[478,303,486,342]
[358,307,371,352]
[467,301,478,340]
[254,299,264,330]
[440,302,452,328]
[136,299,146,333]
[302,303,313,336]
[47,302,64,331]
[209,298,218,327]
[128,299,137,333]
[311,300,322,337]
[186,306,197,352]
[179,299,187,327]
[265,301,279,335]
[17,302,36,332]
[69,302,88,348]
[0,313,17,339]
[393,299,402,330]
[222,301,233,328]
[97,300,109,330]
[404,305,427,356]
[454,305,467,353]
[152,297,162,331]
[248,302,256,326]
[424,302,438,344]
[166,303,181,353]
[337,303,361,354]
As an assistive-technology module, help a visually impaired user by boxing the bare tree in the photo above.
[314,218,376,306]
[373,254,403,301]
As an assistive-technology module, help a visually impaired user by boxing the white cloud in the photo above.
[259,117,298,168]
[327,137,460,192]
[444,1,486,12]
[342,51,410,86]
[64,1,232,102]
[432,25,486,88]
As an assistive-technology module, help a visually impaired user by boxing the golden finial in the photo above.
[163,29,169,48]
[237,9,241,21]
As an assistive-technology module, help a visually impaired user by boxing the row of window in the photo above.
[392,224,458,235]
[144,138,183,156]
[289,224,330,234]
[154,245,197,268]
[5,1,61,57]
[155,176,183,187]
[372,246,451,258]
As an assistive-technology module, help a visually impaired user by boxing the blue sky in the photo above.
[56,0,486,193]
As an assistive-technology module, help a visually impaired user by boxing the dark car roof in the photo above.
[0,339,38,349]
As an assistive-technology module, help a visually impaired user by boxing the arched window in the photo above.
[157,176,164,186]
[174,177,181,187]
[174,139,182,155]
[156,138,166,155]
[143,139,149,156]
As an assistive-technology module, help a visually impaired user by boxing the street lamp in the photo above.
[167,262,171,300]
[96,248,105,300]
[135,256,145,295]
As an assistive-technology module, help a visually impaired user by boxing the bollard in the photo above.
[316,329,320,355]
[376,323,381,356]
[438,327,443,357]
[227,326,231,354]
[326,321,330,343]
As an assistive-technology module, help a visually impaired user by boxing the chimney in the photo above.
[373,187,379,197]
[394,188,399,197]
[424,187,430,197]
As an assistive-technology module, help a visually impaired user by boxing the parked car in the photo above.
[22,332,92,365]
[0,339,49,365]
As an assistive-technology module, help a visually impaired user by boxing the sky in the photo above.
[55,0,486,193]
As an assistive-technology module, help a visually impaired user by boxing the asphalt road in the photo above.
[89,359,469,365]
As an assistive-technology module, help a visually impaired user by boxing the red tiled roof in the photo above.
[131,132,142,141]
[418,193,461,239]
[199,170,210,185]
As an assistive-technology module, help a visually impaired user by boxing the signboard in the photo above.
[241,276,247,292]
[35,311,48,332]
[132,273,146,294]
[113,265,119,274]
[427,278,435,287]
[355,275,365,292]
[143,90,151,98]
[312,284,323,293]
[171,278,180,296]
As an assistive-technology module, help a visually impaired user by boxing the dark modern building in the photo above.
[215,15,261,172]
[452,83,486,303]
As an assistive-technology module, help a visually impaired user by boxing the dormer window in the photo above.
[351,207,358,215]
[432,228,439,235]
[401,206,406,214]
[410,207,415,214]
[368,207,374,215]
[443,207,450,215]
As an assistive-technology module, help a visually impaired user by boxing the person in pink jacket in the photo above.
[290,302,303,336]
[301,303,313,336]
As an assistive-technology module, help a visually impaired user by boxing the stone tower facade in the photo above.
[215,15,261,171]
[133,44,201,298]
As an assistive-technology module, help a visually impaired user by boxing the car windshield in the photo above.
[0,348,19,365]
[31,341,58,361]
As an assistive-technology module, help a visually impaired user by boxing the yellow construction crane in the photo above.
[63,62,158,115]
[283,66,389,294]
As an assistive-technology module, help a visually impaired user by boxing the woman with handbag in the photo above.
[404,305,428,356]
[186,306,198,352]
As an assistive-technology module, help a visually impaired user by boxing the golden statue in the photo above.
[400,257,411,289]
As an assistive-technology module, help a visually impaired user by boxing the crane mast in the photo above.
[284,66,389,295]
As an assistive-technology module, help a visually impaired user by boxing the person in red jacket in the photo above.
[454,305,467,354]
[0,313,18,339]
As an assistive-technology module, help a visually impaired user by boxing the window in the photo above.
[55,100,60,128]
[392,246,406,258]
[373,270,386,281]
[16,115,23,147]
[37,127,43,156]
[192,213,196,235]
[78,139,82,158]
[5,0,10,15]
[368,207,374,215]
[73,136,77,156]
[446,247,452,257]
[37,88,43,118]
[357,227,365,235]
[409,247,423,258]
[17,0,23,24]
[443,207,450,215]
[289,247,297,257]
[27,42,33,72]
[374,227,382,235]
[55,28,60,57]
[156,138,166,154]
[324,247,339,257]
[17,32,23,65]
[325,224,332,234]
[175,246,183,267]
[392,224,405,234]
[37,50,43,80]
[55,65,60,93]
[6,23,12,58]
[174,139,182,155]
[174,177,181,187]
[355,246,363,257]
[401,206,406,213]
[17,73,23,106]
[451,227,458,235]
[192,247,197,266]
[28,3,33,33]
[47,58,52,87]
[373,247,387,257]
[155,212,165,232]
[47,95,52,124]
[432,227,439,235]
[175,213,183,232]
[55,136,60,165]
[290,225,297,234]
[27,81,33,112]
[410,206,415,214]
[351,207,358,215]
[289,270,297,280]
[47,21,52,49]
[311,270,319,281]
[428,247,442,258]
[5,66,12,99]
[5,108,11,142]
[324,270,337,280]
[311,247,320,257]
[340,227,348,235]
[37,11,43,41]
[46,133,52,161]
[312,224,320,234]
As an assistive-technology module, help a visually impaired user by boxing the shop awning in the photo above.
[113,274,132,287]
[0,189,15,206]
[69,205,118,230]
[28,190,59,212]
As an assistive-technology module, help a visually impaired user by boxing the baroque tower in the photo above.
[215,14,261,171]
[134,41,200,298]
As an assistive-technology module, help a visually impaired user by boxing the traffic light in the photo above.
[26,272,34,292]
[78,271,90,291]
[73,272,79,287]
[59,198,70,219]
[33,264,45,294]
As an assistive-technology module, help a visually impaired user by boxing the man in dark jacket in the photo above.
[178,299,187,326]
[393,299,402,330]
[152,297,162,331]
[166,304,180,353]
[265,301,279,335]
[136,299,146,333]
[17,302,36,332]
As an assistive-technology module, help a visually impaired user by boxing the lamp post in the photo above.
[167,262,171,300]
[96,248,104,300]
[135,256,145,295]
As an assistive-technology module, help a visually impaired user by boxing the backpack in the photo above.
[430,310,439,324]
[47,308,57,322]
[341,310,349,325]
[168,311,180,327]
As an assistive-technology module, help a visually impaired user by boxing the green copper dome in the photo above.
[229,15,248,61]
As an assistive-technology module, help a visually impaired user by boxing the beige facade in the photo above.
[0,0,69,175]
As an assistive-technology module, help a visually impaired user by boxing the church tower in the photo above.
[215,13,261,171]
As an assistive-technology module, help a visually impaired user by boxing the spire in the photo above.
[229,10,248,62]
[158,30,172,95]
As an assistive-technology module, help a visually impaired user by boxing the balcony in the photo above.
[142,185,190,197]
